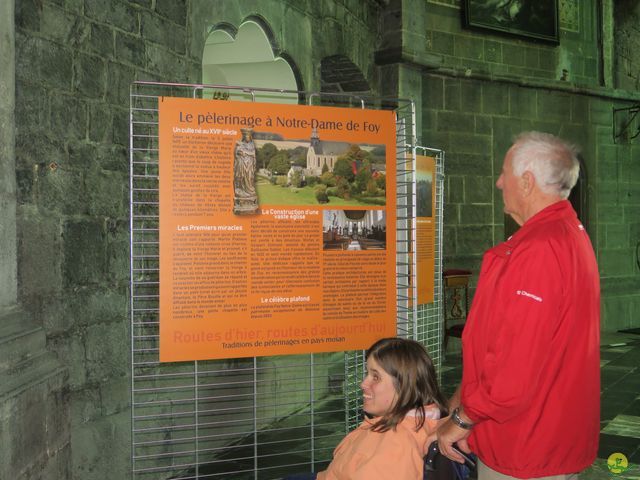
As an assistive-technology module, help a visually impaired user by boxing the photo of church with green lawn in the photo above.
[254,128,387,206]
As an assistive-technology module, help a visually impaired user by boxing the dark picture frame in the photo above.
[462,0,559,44]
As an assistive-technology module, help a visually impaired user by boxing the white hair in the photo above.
[510,132,580,199]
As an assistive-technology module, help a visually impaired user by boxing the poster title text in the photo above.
[178,111,380,133]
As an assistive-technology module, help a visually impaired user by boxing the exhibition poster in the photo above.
[416,155,436,305]
[158,97,398,361]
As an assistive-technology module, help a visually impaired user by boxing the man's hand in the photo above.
[425,416,448,448]
[436,417,472,463]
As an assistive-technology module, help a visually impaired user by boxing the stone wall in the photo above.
[0,0,17,307]
[424,74,640,334]
[422,0,600,86]
[7,0,640,478]
[412,0,640,333]
[14,0,195,478]
[596,99,640,332]
[615,0,640,90]
[12,0,387,478]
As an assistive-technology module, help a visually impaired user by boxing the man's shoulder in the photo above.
[515,214,578,247]
[509,215,593,274]
[503,222,567,271]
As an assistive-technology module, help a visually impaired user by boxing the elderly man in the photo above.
[438,132,600,479]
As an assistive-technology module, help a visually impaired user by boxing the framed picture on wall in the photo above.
[462,0,559,44]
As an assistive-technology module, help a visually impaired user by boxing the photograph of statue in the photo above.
[233,128,259,215]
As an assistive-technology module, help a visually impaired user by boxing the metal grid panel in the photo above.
[344,100,421,430]
[129,82,436,479]
[415,147,445,376]
[395,104,419,339]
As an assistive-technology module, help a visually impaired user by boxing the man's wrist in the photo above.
[451,407,474,430]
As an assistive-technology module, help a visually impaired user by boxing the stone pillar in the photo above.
[600,0,614,88]
[0,0,16,307]
[399,66,423,144]
[377,0,428,142]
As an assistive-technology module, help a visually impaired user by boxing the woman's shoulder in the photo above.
[424,403,442,420]
[403,404,442,421]
[400,405,442,442]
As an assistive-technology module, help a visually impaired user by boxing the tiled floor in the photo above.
[182,333,640,479]
[441,332,640,479]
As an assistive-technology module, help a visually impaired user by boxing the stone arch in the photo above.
[202,16,303,104]
[320,54,372,106]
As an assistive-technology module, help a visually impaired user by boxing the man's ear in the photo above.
[520,171,535,196]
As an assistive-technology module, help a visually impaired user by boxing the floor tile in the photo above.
[600,332,640,346]
[602,367,635,388]
[602,415,640,438]
[624,401,640,417]
[603,346,634,354]
[599,433,640,454]
[609,356,640,369]
[583,458,640,479]
[603,410,631,423]
[440,332,640,477]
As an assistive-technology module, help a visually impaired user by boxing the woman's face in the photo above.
[360,356,397,417]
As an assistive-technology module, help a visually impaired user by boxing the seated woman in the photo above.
[285,337,448,480]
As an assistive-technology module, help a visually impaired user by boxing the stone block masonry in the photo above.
[12,0,194,478]
[4,0,640,478]
[417,1,640,333]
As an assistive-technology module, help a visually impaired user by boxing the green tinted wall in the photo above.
[413,0,640,333]
[7,0,640,478]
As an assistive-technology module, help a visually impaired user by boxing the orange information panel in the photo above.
[158,97,397,361]
[416,155,436,304]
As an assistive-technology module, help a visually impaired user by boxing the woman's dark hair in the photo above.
[365,337,447,433]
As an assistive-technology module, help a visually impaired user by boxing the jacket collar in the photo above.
[517,200,574,233]
[490,200,575,257]
[509,200,575,242]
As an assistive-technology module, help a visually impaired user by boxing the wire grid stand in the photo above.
[129,81,440,479]
[414,147,445,379]
[343,104,418,430]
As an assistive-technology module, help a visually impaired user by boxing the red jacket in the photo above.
[461,200,600,477]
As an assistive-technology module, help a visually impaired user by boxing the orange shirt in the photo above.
[317,406,440,480]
